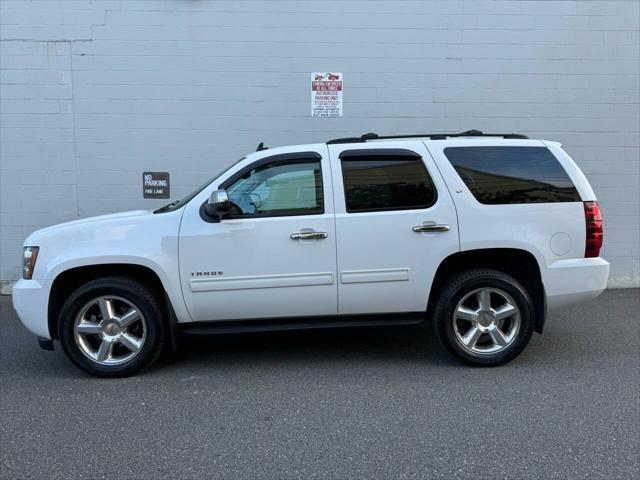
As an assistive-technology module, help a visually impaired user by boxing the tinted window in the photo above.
[444,146,581,204]
[341,152,436,213]
[224,158,323,217]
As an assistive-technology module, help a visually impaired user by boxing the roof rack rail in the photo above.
[326,129,528,144]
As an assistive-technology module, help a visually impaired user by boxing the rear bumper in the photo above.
[542,257,610,310]
[12,278,51,339]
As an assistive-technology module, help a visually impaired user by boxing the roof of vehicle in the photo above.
[325,129,528,144]
[251,130,560,158]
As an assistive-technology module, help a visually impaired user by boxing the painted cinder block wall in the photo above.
[1,0,639,292]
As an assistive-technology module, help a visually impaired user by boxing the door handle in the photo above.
[412,223,450,233]
[290,231,328,240]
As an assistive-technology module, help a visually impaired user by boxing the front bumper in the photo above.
[543,257,610,310]
[12,278,51,339]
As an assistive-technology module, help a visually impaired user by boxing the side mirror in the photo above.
[204,189,230,221]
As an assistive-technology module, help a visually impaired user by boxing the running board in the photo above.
[178,312,425,336]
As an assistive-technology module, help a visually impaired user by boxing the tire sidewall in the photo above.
[59,279,164,377]
[436,271,535,366]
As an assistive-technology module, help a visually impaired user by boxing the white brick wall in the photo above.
[1,0,638,290]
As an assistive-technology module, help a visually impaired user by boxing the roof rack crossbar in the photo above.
[326,130,528,144]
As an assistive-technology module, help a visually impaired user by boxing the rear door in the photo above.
[328,142,459,315]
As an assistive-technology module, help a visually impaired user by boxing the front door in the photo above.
[179,147,337,322]
[328,142,459,315]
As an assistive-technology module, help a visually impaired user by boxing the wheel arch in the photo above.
[48,263,179,348]
[428,248,546,333]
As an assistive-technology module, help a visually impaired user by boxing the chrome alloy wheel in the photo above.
[452,287,521,355]
[73,296,147,365]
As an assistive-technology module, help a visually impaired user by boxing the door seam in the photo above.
[324,144,340,315]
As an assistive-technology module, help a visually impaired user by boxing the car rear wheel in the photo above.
[58,277,165,377]
[432,269,535,366]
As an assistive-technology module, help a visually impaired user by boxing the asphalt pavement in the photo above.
[1,289,638,479]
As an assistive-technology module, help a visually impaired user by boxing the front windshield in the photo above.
[154,156,246,213]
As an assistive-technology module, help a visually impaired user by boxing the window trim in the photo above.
[217,151,325,219]
[339,149,438,214]
[339,148,422,160]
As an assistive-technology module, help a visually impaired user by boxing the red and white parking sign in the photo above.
[311,72,343,117]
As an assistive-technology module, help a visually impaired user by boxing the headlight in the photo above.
[23,246,39,279]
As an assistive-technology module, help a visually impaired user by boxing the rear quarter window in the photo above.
[443,146,581,204]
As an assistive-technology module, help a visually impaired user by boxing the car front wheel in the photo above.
[58,277,165,377]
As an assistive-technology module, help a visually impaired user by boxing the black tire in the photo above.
[432,269,535,366]
[58,277,166,377]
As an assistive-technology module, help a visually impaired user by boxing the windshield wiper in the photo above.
[154,200,180,214]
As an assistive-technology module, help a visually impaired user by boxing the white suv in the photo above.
[12,130,609,377]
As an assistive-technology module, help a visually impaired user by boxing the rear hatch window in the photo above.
[444,146,581,204]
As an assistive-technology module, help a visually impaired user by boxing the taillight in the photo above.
[584,201,603,258]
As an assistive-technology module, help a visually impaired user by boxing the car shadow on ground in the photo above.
[5,293,615,380]
[158,324,455,371]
